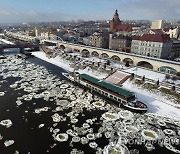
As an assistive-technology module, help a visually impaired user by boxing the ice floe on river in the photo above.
[0,54,180,153]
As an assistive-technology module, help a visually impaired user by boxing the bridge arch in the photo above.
[158,66,177,75]
[91,51,99,57]
[111,55,121,62]
[137,61,153,69]
[101,53,109,58]
[64,47,72,52]
[123,58,134,64]
[74,48,80,52]
[82,49,90,57]
[59,45,65,50]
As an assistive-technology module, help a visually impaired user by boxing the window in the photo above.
[122,101,126,104]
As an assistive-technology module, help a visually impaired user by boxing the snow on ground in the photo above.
[32,51,108,79]
[84,56,102,63]
[69,52,81,56]
[0,38,14,45]
[123,80,180,120]
[32,51,180,120]
[32,51,74,72]
[124,67,180,85]
[111,62,128,70]
[124,67,165,81]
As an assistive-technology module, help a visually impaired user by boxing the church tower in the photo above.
[109,9,121,32]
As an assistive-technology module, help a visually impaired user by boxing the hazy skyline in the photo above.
[0,0,180,24]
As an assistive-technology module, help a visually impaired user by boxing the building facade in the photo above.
[151,20,164,29]
[165,27,179,39]
[109,34,132,52]
[83,32,109,49]
[170,39,180,59]
[131,34,172,59]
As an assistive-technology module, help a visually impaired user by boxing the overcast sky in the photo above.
[0,0,180,23]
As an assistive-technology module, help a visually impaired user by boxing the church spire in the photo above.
[115,9,118,15]
[109,9,121,32]
[113,9,120,22]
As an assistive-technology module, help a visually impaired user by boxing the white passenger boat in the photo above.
[62,72,148,113]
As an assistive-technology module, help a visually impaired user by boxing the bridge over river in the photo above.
[0,43,41,53]
[5,31,180,75]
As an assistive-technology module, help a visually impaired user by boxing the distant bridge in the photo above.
[5,31,180,74]
[0,43,41,53]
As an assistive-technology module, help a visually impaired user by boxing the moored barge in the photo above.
[62,72,148,113]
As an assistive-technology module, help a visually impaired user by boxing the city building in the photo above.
[109,34,132,52]
[164,27,179,39]
[150,27,180,39]
[131,34,172,59]
[83,32,109,49]
[83,27,98,36]
[170,39,180,59]
[151,20,164,29]
[109,10,132,35]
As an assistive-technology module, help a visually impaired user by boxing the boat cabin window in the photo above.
[114,97,117,100]
[105,93,108,96]
[127,95,136,102]
[110,95,113,98]
[118,99,121,102]
[122,100,126,104]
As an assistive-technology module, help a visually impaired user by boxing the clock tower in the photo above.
[109,9,121,32]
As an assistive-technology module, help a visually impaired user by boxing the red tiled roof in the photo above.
[115,24,132,32]
[105,71,130,85]
[150,29,164,34]
[133,34,171,43]
[132,36,140,40]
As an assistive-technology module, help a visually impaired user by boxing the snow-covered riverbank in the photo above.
[124,67,180,85]
[32,51,180,120]
[31,51,108,79]
[0,38,14,45]
[123,81,180,120]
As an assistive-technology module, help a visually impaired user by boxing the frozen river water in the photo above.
[0,53,180,154]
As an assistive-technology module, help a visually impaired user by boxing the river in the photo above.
[0,51,179,154]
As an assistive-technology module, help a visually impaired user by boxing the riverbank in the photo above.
[32,51,180,120]
[0,38,14,45]
[31,51,108,79]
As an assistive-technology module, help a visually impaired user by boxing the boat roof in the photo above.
[80,74,134,97]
